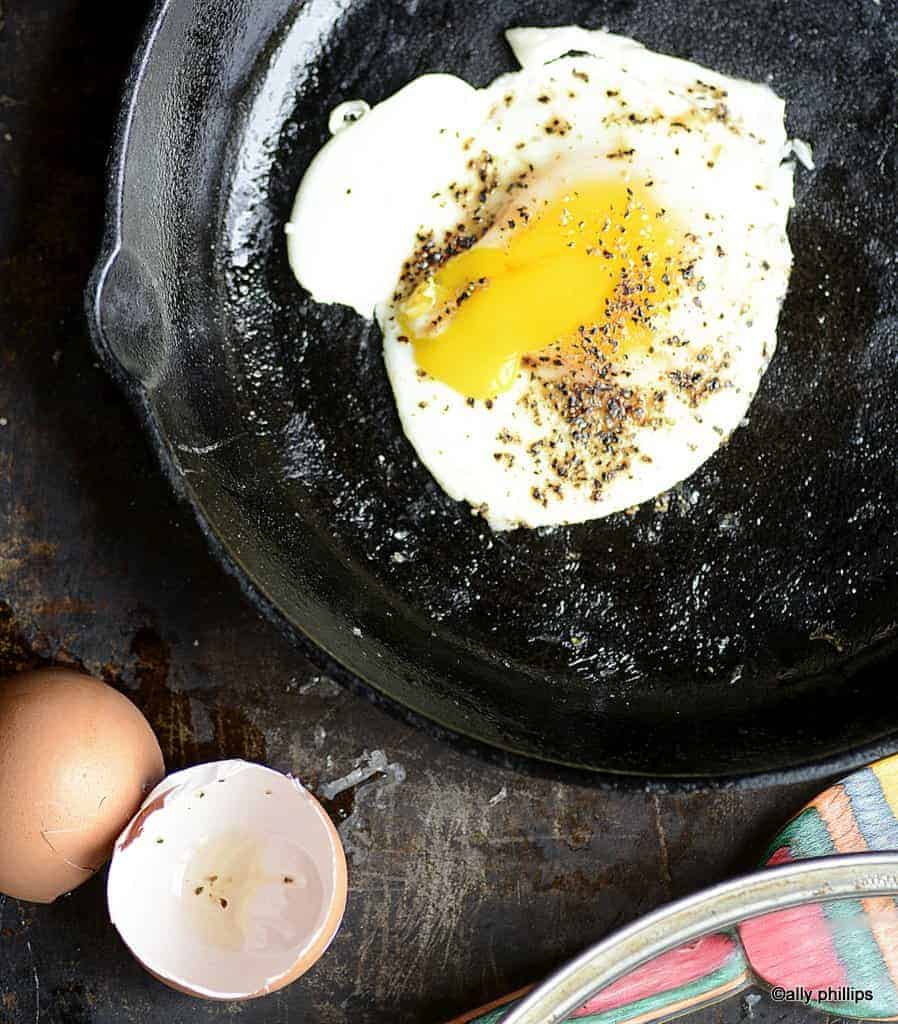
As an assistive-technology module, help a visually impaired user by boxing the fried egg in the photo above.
[287,27,796,530]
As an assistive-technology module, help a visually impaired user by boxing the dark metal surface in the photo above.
[88,0,898,779]
[0,3,892,1022]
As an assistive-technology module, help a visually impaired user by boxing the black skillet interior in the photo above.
[90,0,898,782]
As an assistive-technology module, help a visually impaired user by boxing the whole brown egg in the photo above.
[0,667,165,902]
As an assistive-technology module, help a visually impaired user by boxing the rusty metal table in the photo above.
[0,4,832,1022]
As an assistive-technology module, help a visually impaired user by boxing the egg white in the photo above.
[288,27,795,530]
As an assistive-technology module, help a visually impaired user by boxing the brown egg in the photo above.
[0,667,165,903]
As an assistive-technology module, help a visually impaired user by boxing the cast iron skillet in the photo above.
[87,0,898,785]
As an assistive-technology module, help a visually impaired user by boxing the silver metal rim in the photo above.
[501,852,898,1024]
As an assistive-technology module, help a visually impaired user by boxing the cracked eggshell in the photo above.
[0,668,165,903]
[107,760,348,1000]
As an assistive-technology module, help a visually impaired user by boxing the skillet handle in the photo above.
[87,246,167,387]
[445,933,749,1024]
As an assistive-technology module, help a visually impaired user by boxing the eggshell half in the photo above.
[0,668,165,903]
[107,760,348,1000]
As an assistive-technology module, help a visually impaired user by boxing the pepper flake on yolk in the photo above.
[397,179,687,400]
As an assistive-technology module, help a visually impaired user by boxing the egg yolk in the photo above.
[398,179,686,400]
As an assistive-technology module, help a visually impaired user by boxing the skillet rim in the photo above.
[84,0,898,791]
